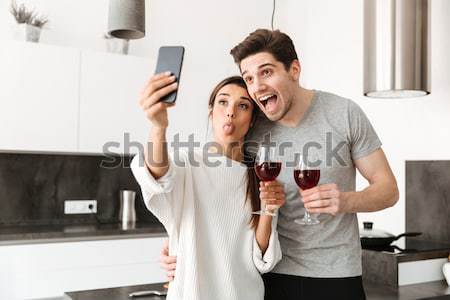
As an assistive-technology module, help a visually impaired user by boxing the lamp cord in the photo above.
[271,0,276,30]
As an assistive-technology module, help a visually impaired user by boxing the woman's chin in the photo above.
[215,134,244,146]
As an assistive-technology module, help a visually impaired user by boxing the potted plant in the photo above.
[9,0,48,43]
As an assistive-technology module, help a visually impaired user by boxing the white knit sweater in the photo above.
[131,150,282,300]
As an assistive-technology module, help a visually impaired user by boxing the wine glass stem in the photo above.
[304,211,312,221]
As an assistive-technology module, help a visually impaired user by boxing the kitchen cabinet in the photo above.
[0,237,166,300]
[78,51,153,154]
[0,41,80,152]
[0,40,153,154]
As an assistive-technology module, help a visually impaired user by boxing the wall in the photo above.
[277,0,450,234]
[406,161,450,242]
[0,152,159,225]
[0,0,273,142]
[1,0,449,234]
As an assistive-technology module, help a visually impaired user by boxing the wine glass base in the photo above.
[294,218,320,225]
[252,210,277,217]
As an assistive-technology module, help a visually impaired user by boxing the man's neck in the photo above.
[277,87,314,128]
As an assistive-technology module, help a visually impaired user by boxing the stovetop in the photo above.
[362,237,450,254]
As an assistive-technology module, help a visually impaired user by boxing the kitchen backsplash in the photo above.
[0,151,159,226]
[406,160,450,242]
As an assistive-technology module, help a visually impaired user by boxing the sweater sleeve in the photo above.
[130,152,186,242]
[252,215,282,273]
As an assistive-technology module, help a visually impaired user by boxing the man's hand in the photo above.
[159,239,177,281]
[300,183,345,216]
[301,149,399,214]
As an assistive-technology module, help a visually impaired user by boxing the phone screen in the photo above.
[154,46,185,103]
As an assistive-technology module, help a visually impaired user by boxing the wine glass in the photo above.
[252,144,282,216]
[293,154,321,225]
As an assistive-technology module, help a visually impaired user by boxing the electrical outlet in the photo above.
[64,200,97,214]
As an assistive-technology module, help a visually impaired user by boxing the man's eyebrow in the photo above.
[241,63,276,77]
[258,63,276,69]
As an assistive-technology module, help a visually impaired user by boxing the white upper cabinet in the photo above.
[0,41,80,152]
[78,51,154,154]
[0,40,153,154]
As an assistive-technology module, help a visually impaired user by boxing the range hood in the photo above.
[364,0,430,98]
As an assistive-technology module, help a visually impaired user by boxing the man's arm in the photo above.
[160,239,177,281]
[302,148,399,214]
[341,148,399,212]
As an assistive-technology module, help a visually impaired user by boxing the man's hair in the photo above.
[230,29,298,71]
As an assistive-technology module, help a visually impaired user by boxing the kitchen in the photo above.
[0,0,449,299]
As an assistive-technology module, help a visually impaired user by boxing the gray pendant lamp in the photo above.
[364,0,430,98]
[107,0,145,40]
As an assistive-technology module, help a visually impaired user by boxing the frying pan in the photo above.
[360,222,422,248]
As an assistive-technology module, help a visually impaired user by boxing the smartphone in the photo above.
[154,46,185,103]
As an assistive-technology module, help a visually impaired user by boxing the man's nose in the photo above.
[253,77,266,95]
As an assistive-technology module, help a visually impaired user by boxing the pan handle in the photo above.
[394,232,422,240]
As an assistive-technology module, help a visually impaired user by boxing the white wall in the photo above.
[0,0,274,142]
[277,0,450,234]
[1,0,449,233]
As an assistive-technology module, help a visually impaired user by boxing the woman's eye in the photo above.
[238,103,249,110]
[218,100,227,105]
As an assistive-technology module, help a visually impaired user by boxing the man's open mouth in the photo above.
[259,94,278,111]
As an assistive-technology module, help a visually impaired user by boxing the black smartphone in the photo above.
[154,46,185,103]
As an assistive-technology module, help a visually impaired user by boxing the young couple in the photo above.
[131,29,399,300]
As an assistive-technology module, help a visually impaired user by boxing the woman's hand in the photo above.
[139,72,178,128]
[259,180,286,214]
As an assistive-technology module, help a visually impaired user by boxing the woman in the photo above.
[131,74,285,300]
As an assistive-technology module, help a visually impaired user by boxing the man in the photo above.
[160,29,399,300]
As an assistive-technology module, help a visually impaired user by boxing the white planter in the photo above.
[443,261,450,286]
[13,24,42,42]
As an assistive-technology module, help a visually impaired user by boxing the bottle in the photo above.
[119,190,136,230]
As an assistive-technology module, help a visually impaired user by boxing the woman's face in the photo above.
[211,84,254,146]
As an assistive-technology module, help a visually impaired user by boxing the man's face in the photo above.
[240,52,299,122]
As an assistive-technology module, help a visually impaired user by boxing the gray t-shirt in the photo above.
[247,90,382,278]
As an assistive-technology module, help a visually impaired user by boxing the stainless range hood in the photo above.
[364,0,430,98]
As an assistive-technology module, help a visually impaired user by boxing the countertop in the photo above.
[0,222,167,245]
[64,283,167,300]
[363,238,450,263]
[63,280,450,300]
[364,279,450,300]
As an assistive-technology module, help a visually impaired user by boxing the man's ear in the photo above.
[289,59,301,81]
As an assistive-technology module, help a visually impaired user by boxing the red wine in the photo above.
[294,169,320,189]
[255,162,282,181]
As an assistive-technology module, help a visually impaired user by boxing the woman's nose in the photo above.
[226,107,236,118]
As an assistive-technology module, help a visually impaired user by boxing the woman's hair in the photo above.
[208,76,261,229]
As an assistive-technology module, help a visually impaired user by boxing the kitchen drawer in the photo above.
[0,237,166,300]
